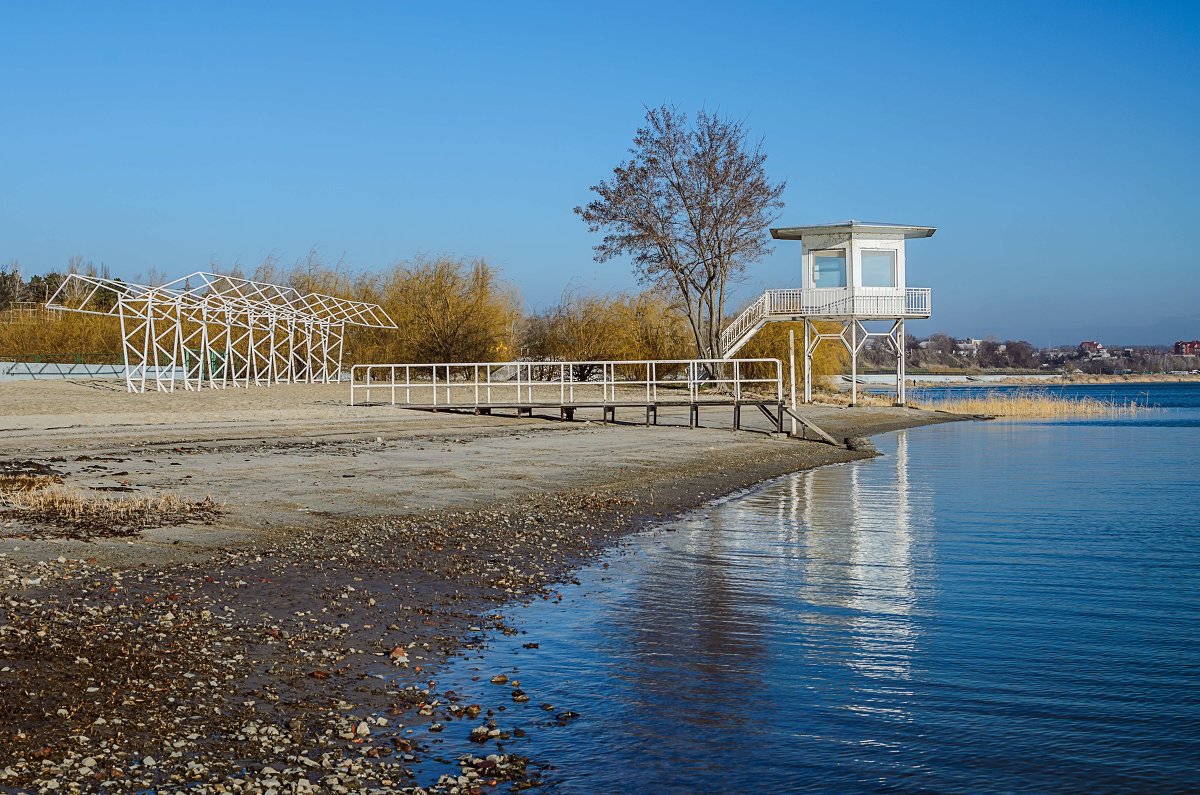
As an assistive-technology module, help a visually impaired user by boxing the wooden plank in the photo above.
[781,405,840,446]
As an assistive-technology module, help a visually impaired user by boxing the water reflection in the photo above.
[611,431,935,739]
[609,494,774,741]
[763,432,930,689]
[846,431,919,683]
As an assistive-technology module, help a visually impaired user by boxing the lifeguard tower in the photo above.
[720,220,934,405]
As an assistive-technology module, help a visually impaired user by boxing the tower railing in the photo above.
[721,287,932,355]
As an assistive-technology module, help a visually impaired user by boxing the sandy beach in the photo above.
[0,380,961,791]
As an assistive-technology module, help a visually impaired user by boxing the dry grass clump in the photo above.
[739,320,848,386]
[523,291,694,374]
[916,390,1148,418]
[0,311,123,363]
[0,488,220,537]
[0,473,61,492]
[814,390,898,407]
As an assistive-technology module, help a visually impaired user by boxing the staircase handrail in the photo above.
[720,292,769,353]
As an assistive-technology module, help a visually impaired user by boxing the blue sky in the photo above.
[2,1,1198,345]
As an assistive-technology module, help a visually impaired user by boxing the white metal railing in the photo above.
[721,287,932,352]
[904,287,932,315]
[762,287,932,318]
[719,293,770,357]
[349,358,783,407]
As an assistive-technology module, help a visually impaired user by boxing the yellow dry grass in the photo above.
[0,488,220,531]
[813,390,898,408]
[0,474,61,492]
[0,312,122,363]
[524,291,694,364]
[915,390,1148,418]
[737,321,848,386]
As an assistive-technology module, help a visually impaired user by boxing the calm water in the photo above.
[427,383,1200,793]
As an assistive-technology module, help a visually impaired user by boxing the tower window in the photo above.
[862,249,897,287]
[813,251,847,288]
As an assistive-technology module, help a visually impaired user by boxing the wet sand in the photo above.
[0,380,962,792]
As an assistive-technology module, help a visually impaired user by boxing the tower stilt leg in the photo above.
[850,320,858,407]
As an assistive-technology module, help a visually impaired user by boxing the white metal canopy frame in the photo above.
[46,271,396,393]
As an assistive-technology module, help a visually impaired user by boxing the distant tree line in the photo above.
[0,258,111,310]
[1070,351,1198,375]
[858,329,1197,374]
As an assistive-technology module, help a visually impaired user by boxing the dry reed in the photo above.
[915,389,1148,418]
[1,488,220,535]
[0,474,61,492]
[813,390,898,408]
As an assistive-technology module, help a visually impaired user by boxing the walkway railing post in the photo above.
[789,329,797,435]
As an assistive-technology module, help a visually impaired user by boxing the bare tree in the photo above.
[575,106,785,359]
[1004,340,1039,369]
[925,333,956,357]
[0,260,21,311]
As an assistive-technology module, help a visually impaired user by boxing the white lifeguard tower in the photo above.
[720,220,934,405]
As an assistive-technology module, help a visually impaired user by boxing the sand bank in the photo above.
[0,380,951,564]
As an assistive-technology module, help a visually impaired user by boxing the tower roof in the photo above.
[770,220,936,240]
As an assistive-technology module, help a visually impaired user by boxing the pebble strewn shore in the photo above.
[1,488,654,792]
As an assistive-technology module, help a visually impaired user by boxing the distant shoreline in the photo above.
[988,373,1200,385]
[847,372,1200,389]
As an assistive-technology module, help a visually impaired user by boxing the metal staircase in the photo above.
[721,293,771,358]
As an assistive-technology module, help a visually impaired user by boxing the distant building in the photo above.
[955,338,982,356]
[1078,340,1109,359]
[1173,340,1200,356]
